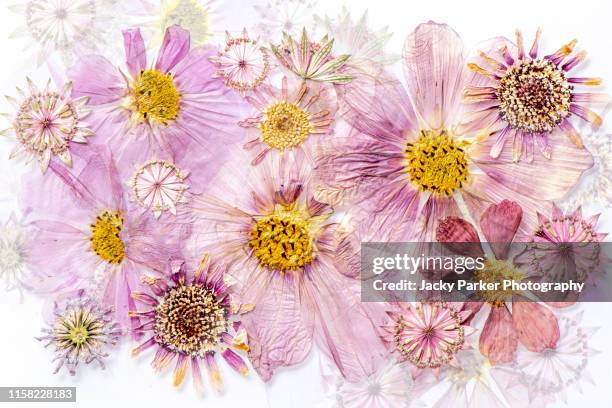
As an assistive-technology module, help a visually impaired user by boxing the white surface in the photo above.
[0,0,611,407]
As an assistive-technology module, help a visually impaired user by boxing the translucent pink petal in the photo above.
[155,25,190,72]
[123,28,147,77]
[403,21,466,128]
[68,55,125,105]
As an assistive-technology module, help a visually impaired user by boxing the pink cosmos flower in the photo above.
[187,150,387,382]
[466,29,607,161]
[67,25,246,179]
[130,257,250,393]
[239,76,337,165]
[314,22,592,241]
[380,302,474,376]
[436,200,561,364]
[1,78,93,173]
[210,29,271,94]
[20,145,181,330]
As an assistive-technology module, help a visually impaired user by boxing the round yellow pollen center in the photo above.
[473,259,524,306]
[260,102,312,150]
[405,130,469,195]
[498,59,571,133]
[90,210,125,264]
[248,209,314,272]
[133,69,180,125]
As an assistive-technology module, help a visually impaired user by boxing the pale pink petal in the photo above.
[68,55,126,104]
[123,28,147,77]
[403,21,466,128]
[155,25,190,72]
[240,269,314,381]
[512,301,560,352]
[479,305,518,364]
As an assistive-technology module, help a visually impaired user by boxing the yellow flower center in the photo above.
[133,69,180,125]
[498,59,571,133]
[405,130,469,195]
[473,259,524,306]
[68,325,90,346]
[161,0,210,45]
[248,208,314,272]
[90,210,125,264]
[260,102,312,150]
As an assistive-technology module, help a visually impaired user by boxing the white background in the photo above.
[0,0,611,407]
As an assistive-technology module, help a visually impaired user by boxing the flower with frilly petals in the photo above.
[314,22,592,241]
[68,25,246,179]
[0,213,32,292]
[319,359,417,408]
[270,28,353,84]
[314,8,399,76]
[239,76,337,165]
[465,29,607,161]
[20,145,181,329]
[130,257,250,393]
[380,303,474,374]
[1,79,93,173]
[253,0,317,42]
[187,151,387,382]
[210,29,271,94]
[37,290,122,375]
[436,200,562,364]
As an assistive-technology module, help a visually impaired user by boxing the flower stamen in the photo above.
[405,130,469,195]
[90,211,125,264]
[133,70,180,125]
[260,102,312,149]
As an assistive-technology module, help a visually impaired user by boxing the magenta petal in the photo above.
[479,305,518,364]
[512,301,560,352]
[221,348,248,375]
[479,200,522,260]
[123,28,147,77]
[155,25,191,72]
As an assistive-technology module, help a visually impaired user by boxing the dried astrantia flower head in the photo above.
[270,28,353,84]
[1,78,93,173]
[210,29,271,94]
[37,291,122,375]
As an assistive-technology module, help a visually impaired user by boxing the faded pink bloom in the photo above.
[436,200,562,364]
[466,29,608,161]
[130,257,249,393]
[19,145,181,330]
[68,25,246,180]
[314,22,592,242]
[380,302,474,374]
[239,76,337,165]
[1,78,93,173]
[0,213,33,292]
[210,29,271,94]
[253,0,317,42]
[187,150,387,382]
